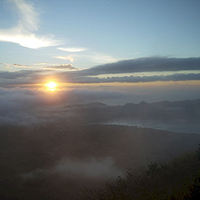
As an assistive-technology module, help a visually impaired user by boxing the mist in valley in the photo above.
[1,96,200,199]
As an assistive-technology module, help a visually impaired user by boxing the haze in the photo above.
[0,0,200,199]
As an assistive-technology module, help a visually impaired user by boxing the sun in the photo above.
[46,82,58,91]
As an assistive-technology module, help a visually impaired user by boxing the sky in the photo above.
[0,0,200,108]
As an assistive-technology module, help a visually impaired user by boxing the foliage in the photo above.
[80,148,200,200]
[195,144,200,161]
[146,163,168,178]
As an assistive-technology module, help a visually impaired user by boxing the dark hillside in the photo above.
[80,149,200,200]
[1,123,200,199]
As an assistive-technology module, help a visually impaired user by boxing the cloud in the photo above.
[0,69,55,86]
[1,57,200,87]
[12,0,39,31]
[82,52,118,64]
[57,47,86,52]
[67,73,200,84]
[1,68,200,88]
[34,63,50,66]
[45,64,76,70]
[54,52,118,66]
[0,63,34,69]
[81,57,200,76]
[0,0,60,48]
[0,70,53,81]
[0,70,38,79]
[34,63,71,66]
[0,63,76,71]
[54,56,75,62]
[0,31,60,49]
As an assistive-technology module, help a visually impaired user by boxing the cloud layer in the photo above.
[58,57,200,84]
[0,57,200,86]
[81,57,200,76]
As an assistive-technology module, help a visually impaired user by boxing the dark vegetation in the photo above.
[0,122,200,199]
[81,147,200,200]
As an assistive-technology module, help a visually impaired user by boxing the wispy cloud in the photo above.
[54,56,75,62]
[88,52,118,64]
[33,63,50,66]
[0,62,76,72]
[0,0,60,48]
[0,62,33,69]
[54,52,118,65]
[45,64,76,70]
[57,47,86,52]
[12,0,39,31]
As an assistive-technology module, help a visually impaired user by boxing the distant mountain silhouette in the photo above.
[65,102,107,109]
[63,99,200,122]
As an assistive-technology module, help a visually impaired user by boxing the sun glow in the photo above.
[46,82,58,91]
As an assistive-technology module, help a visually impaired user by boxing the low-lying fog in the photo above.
[1,97,200,199]
[100,119,200,134]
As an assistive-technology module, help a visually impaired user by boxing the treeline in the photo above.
[80,146,200,200]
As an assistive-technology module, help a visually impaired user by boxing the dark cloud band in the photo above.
[80,57,200,76]
[0,57,200,86]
